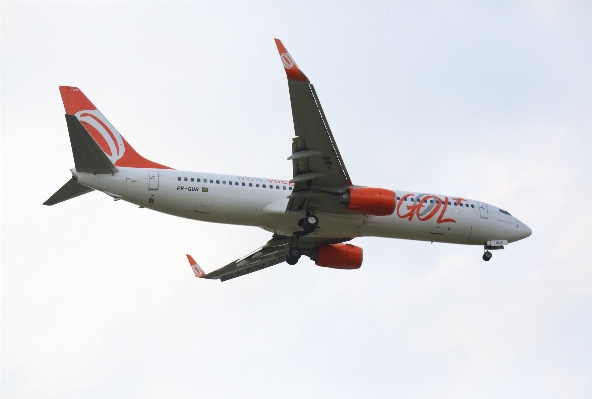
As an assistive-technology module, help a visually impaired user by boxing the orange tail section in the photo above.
[59,86,171,169]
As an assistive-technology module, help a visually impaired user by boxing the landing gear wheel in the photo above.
[302,214,319,234]
[286,247,302,265]
[482,251,492,261]
[286,256,298,265]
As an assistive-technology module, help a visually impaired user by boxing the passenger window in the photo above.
[223,181,226,184]
[249,183,252,187]
[191,178,194,182]
[453,202,457,206]
[256,184,260,187]
[184,177,188,181]
[235,182,238,186]
[197,178,201,182]
[263,184,266,188]
[471,204,474,208]
[289,187,293,190]
[465,204,469,207]
[216,180,220,184]
[404,198,407,201]
[396,197,400,200]
[283,186,286,190]
[448,202,451,205]
[430,200,433,204]
[210,179,213,183]
[178,177,181,181]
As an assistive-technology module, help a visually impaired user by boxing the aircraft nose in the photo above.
[519,222,532,240]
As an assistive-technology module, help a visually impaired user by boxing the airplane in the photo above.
[44,39,532,282]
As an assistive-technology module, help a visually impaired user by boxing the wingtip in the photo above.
[274,38,308,82]
[186,254,206,278]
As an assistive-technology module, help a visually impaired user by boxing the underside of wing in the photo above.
[197,234,352,282]
[275,39,355,215]
[204,243,290,282]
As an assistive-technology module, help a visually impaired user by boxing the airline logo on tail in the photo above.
[186,254,205,278]
[59,86,172,170]
[75,109,125,164]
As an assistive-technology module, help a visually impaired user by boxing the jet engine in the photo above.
[341,187,395,216]
[314,244,363,269]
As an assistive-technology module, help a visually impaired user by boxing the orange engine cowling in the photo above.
[315,244,363,270]
[341,187,395,216]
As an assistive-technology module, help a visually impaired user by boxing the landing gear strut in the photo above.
[482,251,492,261]
[286,247,302,265]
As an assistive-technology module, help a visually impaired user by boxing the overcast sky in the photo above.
[2,1,592,398]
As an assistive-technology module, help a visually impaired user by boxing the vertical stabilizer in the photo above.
[59,87,172,170]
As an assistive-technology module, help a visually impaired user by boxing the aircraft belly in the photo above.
[362,213,474,244]
[271,211,364,238]
[469,217,514,245]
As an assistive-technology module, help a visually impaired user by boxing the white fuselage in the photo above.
[74,168,532,246]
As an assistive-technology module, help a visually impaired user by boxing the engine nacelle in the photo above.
[315,244,363,270]
[341,187,395,216]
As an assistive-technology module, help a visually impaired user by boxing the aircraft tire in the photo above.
[288,247,301,260]
[286,247,301,265]
[286,255,299,265]
[302,215,319,233]
[482,251,492,261]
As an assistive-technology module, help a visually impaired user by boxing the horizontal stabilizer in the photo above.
[43,177,94,206]
[66,114,118,174]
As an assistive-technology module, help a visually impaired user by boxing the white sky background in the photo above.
[2,1,592,398]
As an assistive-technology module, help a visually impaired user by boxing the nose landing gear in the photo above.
[482,240,506,261]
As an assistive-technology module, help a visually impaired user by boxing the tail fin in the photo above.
[43,177,94,206]
[186,254,206,278]
[59,87,171,169]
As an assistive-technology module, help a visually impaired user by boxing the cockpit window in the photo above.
[499,209,512,216]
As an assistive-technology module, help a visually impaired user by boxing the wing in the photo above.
[275,39,354,214]
[192,234,351,282]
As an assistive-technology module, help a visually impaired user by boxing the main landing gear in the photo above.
[286,247,302,265]
[299,214,319,234]
[482,251,492,261]
[287,212,319,265]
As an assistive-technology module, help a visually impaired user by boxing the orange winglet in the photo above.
[274,39,309,82]
[186,254,206,278]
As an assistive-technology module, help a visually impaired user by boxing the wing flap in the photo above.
[287,80,351,188]
[203,243,290,281]
[219,254,286,282]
